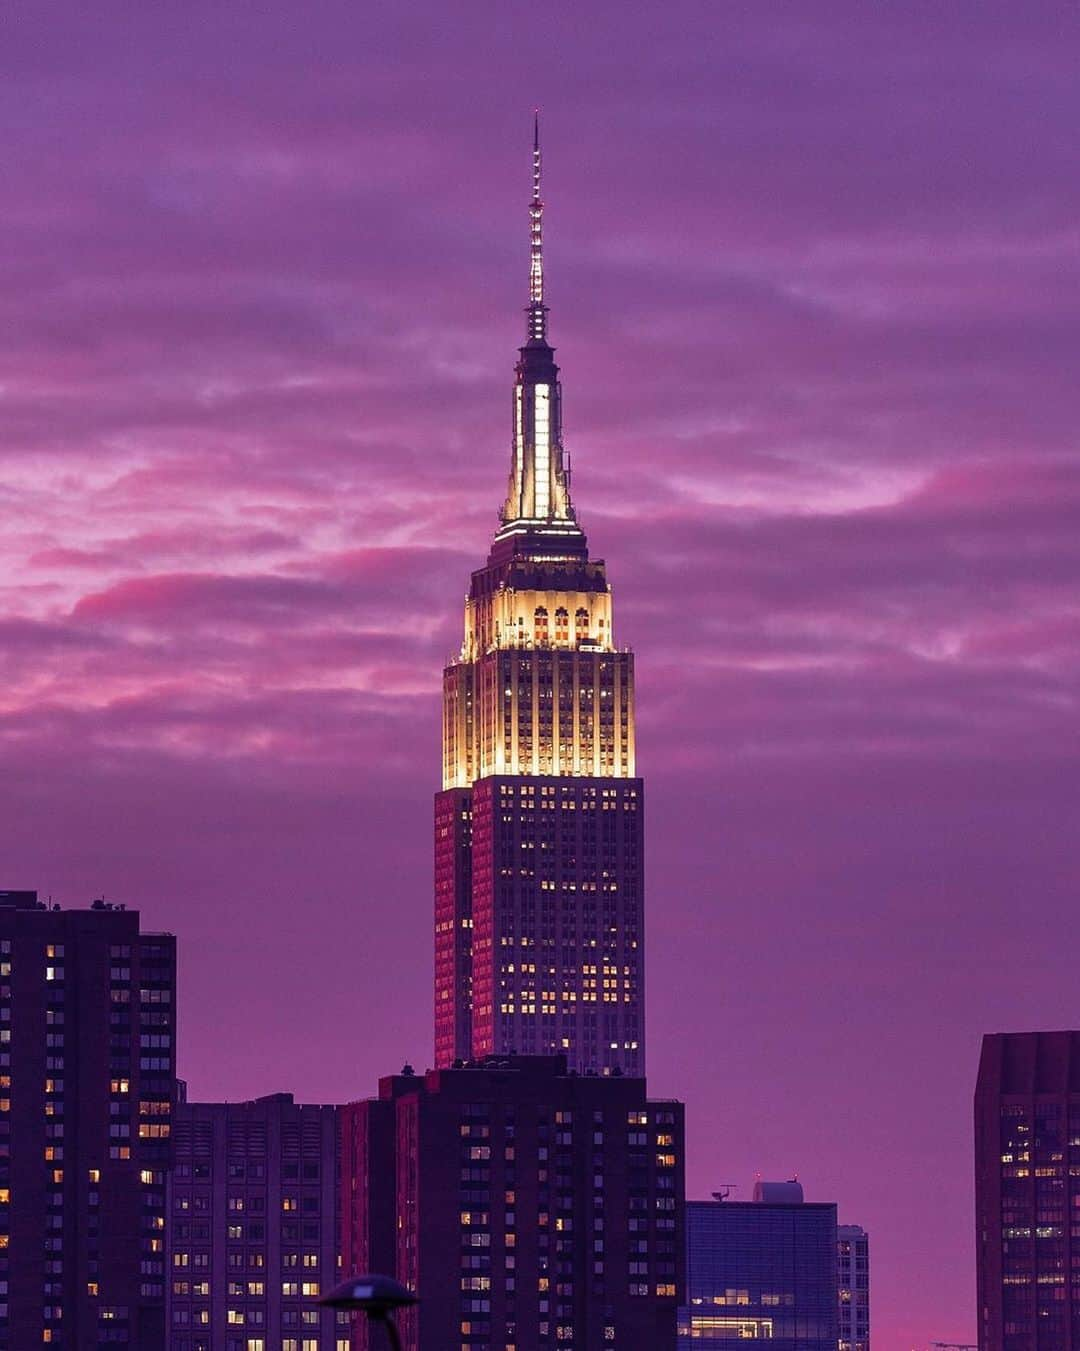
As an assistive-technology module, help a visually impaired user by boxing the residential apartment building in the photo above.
[0,889,176,1349]
[341,1056,684,1351]
[167,1092,344,1351]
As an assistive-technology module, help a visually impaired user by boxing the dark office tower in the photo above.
[974,1030,1080,1351]
[434,119,643,1077]
[166,1093,344,1351]
[340,1056,684,1351]
[678,1182,839,1349]
[837,1224,870,1351]
[0,890,176,1350]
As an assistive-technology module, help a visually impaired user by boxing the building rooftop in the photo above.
[754,1180,805,1204]
[977,1029,1080,1096]
[0,890,41,909]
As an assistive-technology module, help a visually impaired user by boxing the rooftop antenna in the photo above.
[526,109,547,343]
[711,1185,738,1202]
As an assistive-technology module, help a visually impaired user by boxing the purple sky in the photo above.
[3,5,1079,1345]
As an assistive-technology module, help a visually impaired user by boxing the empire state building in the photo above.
[434,122,644,1077]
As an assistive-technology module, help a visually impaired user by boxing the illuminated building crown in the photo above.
[440,117,634,790]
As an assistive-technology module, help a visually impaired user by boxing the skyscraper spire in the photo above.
[527,109,547,343]
[495,115,582,552]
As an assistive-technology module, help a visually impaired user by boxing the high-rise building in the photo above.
[339,1056,684,1351]
[166,1092,344,1351]
[974,1030,1080,1351]
[434,118,643,1077]
[0,889,176,1350]
[678,1183,839,1349]
[837,1223,869,1351]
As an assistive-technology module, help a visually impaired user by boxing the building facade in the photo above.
[340,1056,684,1351]
[166,1092,344,1351]
[433,120,644,1078]
[975,1030,1080,1351]
[0,889,176,1350]
[837,1224,869,1351]
[678,1184,839,1349]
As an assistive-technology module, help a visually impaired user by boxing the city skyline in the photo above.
[2,6,1078,1348]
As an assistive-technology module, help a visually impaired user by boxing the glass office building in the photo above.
[678,1184,838,1347]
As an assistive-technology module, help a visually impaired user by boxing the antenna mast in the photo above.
[527,110,547,342]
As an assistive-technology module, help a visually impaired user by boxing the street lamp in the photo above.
[319,1274,417,1351]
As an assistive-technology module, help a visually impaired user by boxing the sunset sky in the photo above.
[3,5,1079,1346]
